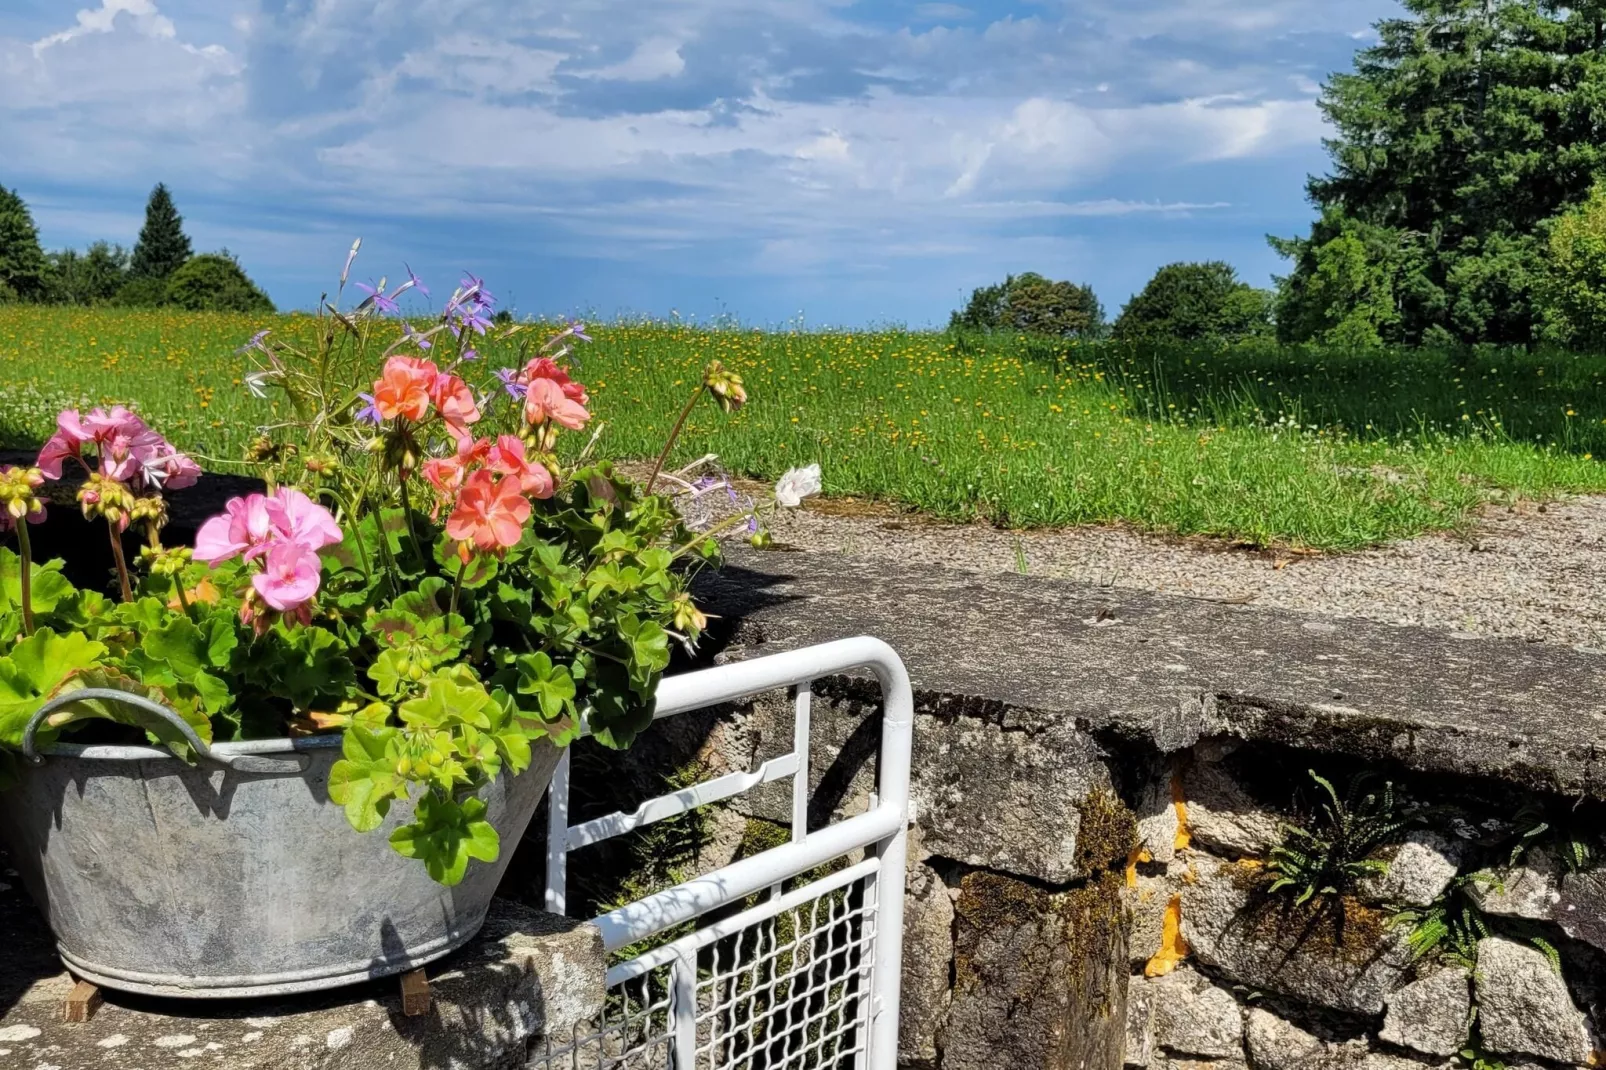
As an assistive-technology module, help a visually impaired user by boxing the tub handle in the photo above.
[19,688,306,773]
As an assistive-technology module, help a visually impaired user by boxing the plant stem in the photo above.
[172,574,193,616]
[450,554,468,620]
[645,385,705,494]
[670,509,754,559]
[397,470,421,560]
[14,523,35,636]
[107,518,133,603]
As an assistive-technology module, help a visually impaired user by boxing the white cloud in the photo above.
[32,0,173,55]
[571,36,687,81]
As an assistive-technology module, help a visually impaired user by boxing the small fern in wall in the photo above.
[1267,771,1407,906]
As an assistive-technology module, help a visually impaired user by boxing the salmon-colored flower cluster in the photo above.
[424,435,555,560]
[364,355,482,445]
[518,357,590,431]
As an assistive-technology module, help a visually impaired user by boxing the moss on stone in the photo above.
[1075,786,1139,875]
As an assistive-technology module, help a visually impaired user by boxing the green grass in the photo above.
[2,305,1605,550]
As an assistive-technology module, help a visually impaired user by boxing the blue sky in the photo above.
[0,0,1400,326]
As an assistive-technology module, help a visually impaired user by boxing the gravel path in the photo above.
[756,495,1606,648]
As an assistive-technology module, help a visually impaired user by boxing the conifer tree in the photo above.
[129,183,193,280]
[0,185,51,301]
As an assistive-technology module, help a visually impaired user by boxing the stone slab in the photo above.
[0,852,605,1070]
[695,549,1606,798]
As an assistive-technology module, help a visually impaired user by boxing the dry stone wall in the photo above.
[552,549,1606,1070]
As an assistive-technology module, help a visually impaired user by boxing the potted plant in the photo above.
[0,245,802,998]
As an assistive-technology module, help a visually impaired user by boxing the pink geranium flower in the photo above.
[194,493,276,564]
[524,377,591,431]
[252,539,323,611]
[37,406,200,492]
[266,486,343,552]
[428,371,481,441]
[36,410,93,479]
[486,435,553,499]
[445,470,530,555]
[194,488,341,623]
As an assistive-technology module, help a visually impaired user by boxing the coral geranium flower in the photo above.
[524,377,590,431]
[372,356,438,422]
[486,435,553,499]
[445,470,530,556]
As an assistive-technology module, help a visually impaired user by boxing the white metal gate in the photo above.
[529,637,913,1070]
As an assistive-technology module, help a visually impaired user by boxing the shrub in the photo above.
[111,275,169,308]
[1114,261,1273,344]
[1539,185,1606,351]
[164,253,275,313]
[950,272,1104,339]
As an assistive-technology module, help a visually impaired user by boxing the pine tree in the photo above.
[130,183,193,280]
[0,185,51,302]
[1274,0,1606,346]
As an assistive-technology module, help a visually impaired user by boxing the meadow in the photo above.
[3,305,1605,551]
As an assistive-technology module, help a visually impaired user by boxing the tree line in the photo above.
[956,0,1606,351]
[0,183,274,313]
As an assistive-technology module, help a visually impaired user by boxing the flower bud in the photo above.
[703,361,748,412]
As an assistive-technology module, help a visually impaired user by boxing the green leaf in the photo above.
[142,616,213,679]
[0,549,74,616]
[514,652,576,722]
[397,666,493,731]
[389,792,500,886]
[0,629,108,748]
[45,667,214,760]
[327,726,406,833]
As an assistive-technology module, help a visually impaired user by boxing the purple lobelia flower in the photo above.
[403,263,429,298]
[401,323,433,350]
[448,300,492,338]
[459,273,496,309]
[495,368,527,399]
[354,281,399,315]
[235,329,271,356]
[354,393,382,424]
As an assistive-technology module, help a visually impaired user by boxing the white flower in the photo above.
[773,464,822,508]
[243,370,276,399]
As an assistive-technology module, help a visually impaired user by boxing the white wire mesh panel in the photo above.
[693,876,876,1070]
[530,870,877,1070]
[530,967,676,1069]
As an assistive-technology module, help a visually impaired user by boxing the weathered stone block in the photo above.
[1468,849,1562,921]
[1378,967,1471,1057]
[1556,865,1606,951]
[1129,872,1183,968]
[1136,768,1183,865]
[1243,1008,1323,1070]
[1126,977,1157,1068]
[0,897,606,1070]
[1356,831,1465,909]
[1147,967,1245,1059]
[1180,861,1412,1015]
[726,682,1125,884]
[899,854,954,1068]
[1180,759,1281,859]
[1474,937,1593,1066]
[945,870,1129,1070]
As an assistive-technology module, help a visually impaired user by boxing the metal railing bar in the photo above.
[594,805,899,953]
[605,856,880,986]
[565,752,802,851]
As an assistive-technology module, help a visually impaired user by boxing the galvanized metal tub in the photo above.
[0,689,560,998]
